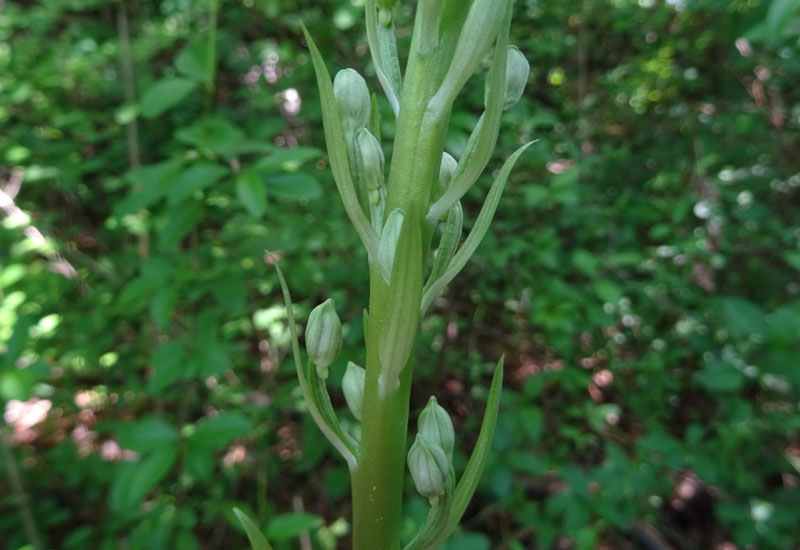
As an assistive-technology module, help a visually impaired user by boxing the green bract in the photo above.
[343,361,366,421]
[275,2,530,548]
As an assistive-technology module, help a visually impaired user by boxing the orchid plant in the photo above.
[236,0,531,548]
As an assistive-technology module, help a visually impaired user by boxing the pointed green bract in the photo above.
[421,141,535,315]
[269,253,358,469]
[426,0,514,223]
[301,25,379,258]
[233,507,273,550]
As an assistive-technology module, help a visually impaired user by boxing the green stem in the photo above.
[350,26,450,549]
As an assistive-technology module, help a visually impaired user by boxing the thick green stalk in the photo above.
[350,29,450,549]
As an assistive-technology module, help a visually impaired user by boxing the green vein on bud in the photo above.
[305,299,343,378]
[418,396,455,460]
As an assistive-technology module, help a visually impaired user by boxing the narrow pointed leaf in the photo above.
[426,1,513,223]
[377,208,405,285]
[420,358,504,549]
[366,0,402,115]
[423,201,462,295]
[301,25,379,257]
[270,254,358,469]
[421,142,534,315]
[233,507,273,550]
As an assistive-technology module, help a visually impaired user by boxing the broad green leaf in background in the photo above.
[236,171,268,217]
[116,416,179,454]
[190,411,254,449]
[139,78,198,118]
[175,41,209,83]
[263,172,323,200]
[175,116,246,158]
[167,162,229,205]
[109,447,178,511]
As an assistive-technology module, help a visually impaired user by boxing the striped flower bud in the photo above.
[305,299,342,378]
[343,361,366,421]
[439,152,458,188]
[333,69,370,138]
[407,433,449,500]
[357,128,385,191]
[501,46,530,110]
[418,396,455,460]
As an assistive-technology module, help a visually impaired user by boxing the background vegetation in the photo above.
[1,0,799,549]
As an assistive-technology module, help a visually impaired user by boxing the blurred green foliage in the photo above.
[1,0,799,549]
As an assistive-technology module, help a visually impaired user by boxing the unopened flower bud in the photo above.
[357,128,385,191]
[418,396,455,460]
[501,46,530,110]
[334,69,371,138]
[343,361,366,421]
[305,299,342,378]
[407,434,449,500]
[439,152,458,188]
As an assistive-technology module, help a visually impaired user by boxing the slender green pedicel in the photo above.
[251,3,532,549]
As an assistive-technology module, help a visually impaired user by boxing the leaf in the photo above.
[409,359,504,550]
[109,447,178,511]
[158,200,202,250]
[270,254,358,468]
[175,41,209,83]
[236,172,268,217]
[695,361,743,392]
[263,172,322,200]
[783,251,800,272]
[425,0,512,223]
[376,208,405,285]
[149,340,187,393]
[265,513,323,541]
[175,116,246,158]
[115,159,185,216]
[233,508,273,550]
[167,162,229,205]
[150,286,178,328]
[421,141,534,315]
[766,0,800,42]
[364,0,402,114]
[191,411,253,449]
[116,416,179,454]
[139,78,198,118]
[252,147,322,173]
[423,201,463,296]
[715,297,766,338]
[301,25,379,255]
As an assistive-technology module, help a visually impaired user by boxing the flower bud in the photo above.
[439,152,458,189]
[407,434,449,500]
[334,69,370,139]
[501,46,530,110]
[357,128,385,191]
[418,396,455,460]
[343,361,366,421]
[305,299,342,378]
